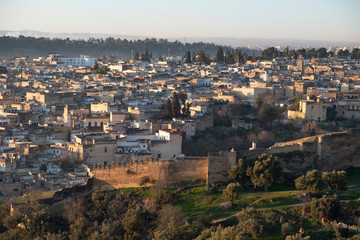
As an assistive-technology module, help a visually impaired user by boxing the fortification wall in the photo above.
[265,130,360,172]
[93,130,360,189]
[207,150,236,186]
[267,143,302,154]
[93,157,207,188]
[0,182,23,197]
[317,129,360,170]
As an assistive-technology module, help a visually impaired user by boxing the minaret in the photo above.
[63,105,71,127]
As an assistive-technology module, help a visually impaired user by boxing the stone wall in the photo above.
[0,182,23,197]
[93,156,208,188]
[207,150,236,186]
[92,129,360,189]
[263,130,360,172]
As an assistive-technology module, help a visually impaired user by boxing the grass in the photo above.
[15,190,56,204]
[172,184,305,221]
[338,166,360,200]
[169,168,360,238]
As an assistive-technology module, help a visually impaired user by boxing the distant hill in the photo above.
[174,37,360,49]
[0,34,248,59]
[1,30,359,49]
[0,30,149,42]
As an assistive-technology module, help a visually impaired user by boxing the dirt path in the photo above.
[211,202,306,224]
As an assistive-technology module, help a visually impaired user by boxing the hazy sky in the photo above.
[1,0,359,42]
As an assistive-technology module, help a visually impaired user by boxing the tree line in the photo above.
[0,35,237,59]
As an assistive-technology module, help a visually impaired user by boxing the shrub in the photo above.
[281,222,293,236]
[223,183,241,205]
[139,176,151,187]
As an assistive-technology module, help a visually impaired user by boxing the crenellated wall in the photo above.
[93,156,208,188]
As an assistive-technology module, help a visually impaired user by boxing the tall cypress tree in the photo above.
[192,52,197,62]
[145,49,150,61]
[134,51,139,60]
[185,51,192,63]
[215,47,224,63]
[171,92,181,118]
[164,99,172,119]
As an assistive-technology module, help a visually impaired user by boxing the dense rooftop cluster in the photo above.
[0,47,360,197]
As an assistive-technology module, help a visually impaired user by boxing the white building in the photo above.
[49,54,97,68]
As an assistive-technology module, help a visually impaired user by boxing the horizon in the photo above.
[2,29,360,44]
[1,0,360,43]
[1,29,359,50]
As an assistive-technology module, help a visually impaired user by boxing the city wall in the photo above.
[207,150,236,186]
[93,156,208,188]
[263,130,360,172]
[93,129,360,188]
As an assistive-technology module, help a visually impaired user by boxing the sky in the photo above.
[1,0,360,42]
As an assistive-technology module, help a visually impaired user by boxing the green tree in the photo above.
[90,190,113,220]
[164,99,172,119]
[134,51,139,60]
[257,103,271,125]
[237,207,266,238]
[261,47,278,60]
[0,66,7,74]
[156,205,185,240]
[140,176,151,187]
[171,92,181,118]
[310,195,341,221]
[195,50,211,64]
[326,107,337,121]
[295,169,323,195]
[322,170,347,193]
[236,49,243,64]
[145,48,150,61]
[351,48,360,59]
[306,48,317,58]
[289,97,301,111]
[317,47,328,58]
[254,96,263,109]
[228,158,252,187]
[247,154,280,190]
[122,208,144,240]
[285,233,311,240]
[215,47,224,63]
[69,217,91,240]
[184,51,192,63]
[281,223,294,237]
[194,225,246,240]
[223,183,240,206]
[257,103,280,127]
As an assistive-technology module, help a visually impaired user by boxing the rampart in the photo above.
[263,130,360,172]
[93,156,208,188]
[207,150,236,186]
[93,129,360,189]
